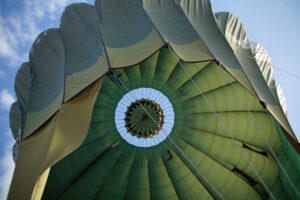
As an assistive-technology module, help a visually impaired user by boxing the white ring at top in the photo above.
[115,88,175,147]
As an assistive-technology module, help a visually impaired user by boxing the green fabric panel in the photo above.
[276,150,300,200]
[250,42,288,116]
[250,42,289,119]
[161,149,213,199]
[143,0,197,45]
[60,3,103,76]
[215,11,295,139]
[215,12,248,52]
[183,112,280,152]
[126,156,150,200]
[95,0,152,48]
[152,48,179,89]
[269,176,289,200]
[215,12,277,106]
[168,62,235,102]
[177,0,240,69]
[94,0,164,68]
[273,83,288,117]
[12,62,32,139]
[14,62,32,115]
[171,137,261,199]
[175,127,278,188]
[140,51,160,87]
[276,123,300,175]
[148,152,179,199]
[274,122,300,200]
[178,0,257,99]
[9,101,22,140]
[163,61,211,98]
[22,90,64,139]
[143,0,213,61]
[182,83,264,113]
[60,3,109,102]
[43,48,287,199]
[124,64,142,89]
[249,42,275,90]
[21,28,64,139]
[43,133,121,199]
[59,144,124,200]
[97,149,135,199]
[28,28,64,112]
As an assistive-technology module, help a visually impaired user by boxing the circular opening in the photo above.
[125,98,164,138]
[115,88,175,147]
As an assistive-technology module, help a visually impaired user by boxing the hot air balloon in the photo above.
[8,0,300,199]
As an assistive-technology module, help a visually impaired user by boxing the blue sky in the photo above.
[0,0,299,199]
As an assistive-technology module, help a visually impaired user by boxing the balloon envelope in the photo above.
[8,0,300,200]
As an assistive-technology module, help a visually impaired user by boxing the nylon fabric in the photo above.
[43,48,283,199]
[175,0,257,99]
[215,12,276,106]
[21,29,65,139]
[14,62,32,116]
[60,3,109,101]
[7,79,102,200]
[274,83,288,116]
[11,62,32,138]
[143,0,213,61]
[31,168,50,200]
[94,0,164,68]
[215,11,295,139]
[250,42,288,116]
[9,101,22,140]
[28,29,65,112]
[8,0,300,199]
[271,122,300,199]
[10,0,295,142]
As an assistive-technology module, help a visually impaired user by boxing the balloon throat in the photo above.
[125,99,164,138]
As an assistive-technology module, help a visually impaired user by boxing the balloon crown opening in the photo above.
[125,99,164,138]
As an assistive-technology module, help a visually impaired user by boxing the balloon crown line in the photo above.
[125,98,164,138]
